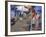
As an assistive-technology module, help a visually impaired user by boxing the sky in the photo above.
[11,5,42,17]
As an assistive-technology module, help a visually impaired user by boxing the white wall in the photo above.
[5,0,44,2]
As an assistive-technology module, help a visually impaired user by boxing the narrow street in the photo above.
[11,14,32,32]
